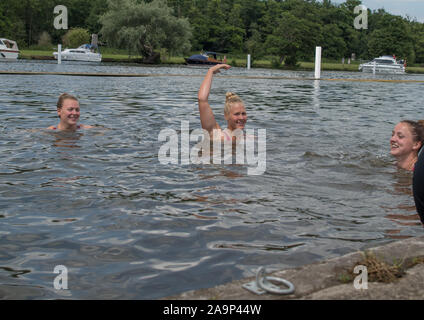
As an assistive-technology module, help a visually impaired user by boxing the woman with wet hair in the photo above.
[198,64,247,141]
[390,120,424,171]
[47,93,93,131]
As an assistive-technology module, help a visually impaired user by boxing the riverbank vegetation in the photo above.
[1,0,424,68]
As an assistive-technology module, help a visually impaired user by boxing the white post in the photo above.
[247,54,251,70]
[373,60,376,74]
[314,46,322,79]
[58,44,62,64]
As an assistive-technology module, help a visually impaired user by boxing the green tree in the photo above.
[100,0,192,63]
[85,0,109,34]
[321,24,347,60]
[186,5,209,50]
[239,0,265,37]
[203,0,227,51]
[0,0,53,46]
[411,22,424,64]
[265,12,303,66]
[260,0,283,36]
[0,3,12,37]
[66,0,93,29]
[224,3,245,52]
[245,22,264,64]
[367,14,414,62]
[339,0,362,12]
[319,2,360,60]
[166,0,195,18]
[0,1,28,46]
[265,10,321,66]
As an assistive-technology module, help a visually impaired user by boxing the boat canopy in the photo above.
[78,43,100,53]
[187,54,208,61]
[0,38,18,49]
[373,58,395,65]
[204,52,219,59]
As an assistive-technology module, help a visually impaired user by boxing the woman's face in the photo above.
[390,122,420,158]
[58,99,80,127]
[226,102,247,130]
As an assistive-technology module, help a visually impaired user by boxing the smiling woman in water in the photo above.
[198,64,247,141]
[47,93,93,131]
[390,120,424,171]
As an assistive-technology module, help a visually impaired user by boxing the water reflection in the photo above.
[383,170,422,238]
[0,266,31,278]
[49,131,83,149]
[198,167,245,179]
[312,80,320,112]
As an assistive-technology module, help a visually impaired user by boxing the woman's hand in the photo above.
[210,63,231,74]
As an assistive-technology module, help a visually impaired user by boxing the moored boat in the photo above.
[53,44,101,62]
[359,55,405,74]
[184,52,226,65]
[0,38,20,60]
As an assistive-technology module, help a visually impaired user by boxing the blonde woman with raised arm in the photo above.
[198,64,247,141]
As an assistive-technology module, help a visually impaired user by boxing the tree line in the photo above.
[1,0,423,66]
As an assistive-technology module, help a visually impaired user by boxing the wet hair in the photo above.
[400,120,424,148]
[224,92,244,117]
[57,93,78,109]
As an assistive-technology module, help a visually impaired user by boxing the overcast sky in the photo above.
[329,0,424,22]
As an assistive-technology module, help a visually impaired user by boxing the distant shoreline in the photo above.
[15,50,424,74]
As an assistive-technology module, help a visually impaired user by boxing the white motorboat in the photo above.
[0,38,20,60]
[359,55,405,74]
[53,44,101,62]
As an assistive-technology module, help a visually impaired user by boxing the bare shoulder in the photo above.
[47,125,56,130]
[79,124,94,129]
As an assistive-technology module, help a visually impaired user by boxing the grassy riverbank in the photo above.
[18,49,424,74]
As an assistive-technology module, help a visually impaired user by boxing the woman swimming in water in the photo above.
[390,120,424,171]
[47,93,93,131]
[198,64,247,141]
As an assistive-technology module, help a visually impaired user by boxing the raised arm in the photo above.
[198,64,231,133]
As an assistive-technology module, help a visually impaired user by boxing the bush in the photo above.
[271,57,282,68]
[284,55,299,67]
[62,28,90,48]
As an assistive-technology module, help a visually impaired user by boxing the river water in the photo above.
[0,60,423,299]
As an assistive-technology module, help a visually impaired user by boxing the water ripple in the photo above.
[0,62,423,299]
